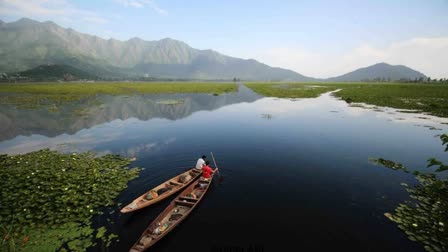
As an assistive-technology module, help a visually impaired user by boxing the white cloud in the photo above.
[245,37,448,79]
[115,0,167,14]
[0,0,109,24]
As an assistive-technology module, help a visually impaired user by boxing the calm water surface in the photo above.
[1,85,448,252]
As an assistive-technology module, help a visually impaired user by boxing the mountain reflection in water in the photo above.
[0,84,261,142]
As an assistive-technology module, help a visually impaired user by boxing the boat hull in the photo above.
[120,168,202,213]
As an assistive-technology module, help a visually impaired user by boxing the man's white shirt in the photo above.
[195,158,205,169]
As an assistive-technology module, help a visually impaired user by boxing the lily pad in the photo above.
[0,149,141,251]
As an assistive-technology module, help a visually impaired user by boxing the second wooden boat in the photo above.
[129,176,214,251]
[120,168,202,213]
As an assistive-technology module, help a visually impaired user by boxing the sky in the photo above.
[0,0,447,78]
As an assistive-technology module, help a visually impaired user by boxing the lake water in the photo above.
[1,85,447,251]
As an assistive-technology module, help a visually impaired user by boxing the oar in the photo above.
[210,152,220,177]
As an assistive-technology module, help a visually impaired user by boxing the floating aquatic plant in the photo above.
[397,110,421,113]
[441,134,448,151]
[261,113,273,120]
[372,134,448,252]
[0,149,141,251]
[369,158,406,170]
[348,104,365,108]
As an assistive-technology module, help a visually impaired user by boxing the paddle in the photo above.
[210,152,221,178]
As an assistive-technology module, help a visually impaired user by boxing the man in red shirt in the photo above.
[202,161,218,179]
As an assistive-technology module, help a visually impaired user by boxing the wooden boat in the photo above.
[129,176,214,251]
[120,168,202,213]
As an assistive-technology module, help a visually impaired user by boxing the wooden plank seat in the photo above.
[174,200,195,207]
[178,196,199,202]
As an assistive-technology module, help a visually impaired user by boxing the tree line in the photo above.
[360,77,448,84]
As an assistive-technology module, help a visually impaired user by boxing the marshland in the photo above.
[1,1,448,251]
[1,81,447,251]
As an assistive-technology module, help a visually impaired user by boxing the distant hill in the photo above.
[327,63,427,82]
[16,64,96,81]
[0,18,314,81]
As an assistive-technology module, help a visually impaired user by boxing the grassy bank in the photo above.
[244,82,448,117]
[0,149,141,251]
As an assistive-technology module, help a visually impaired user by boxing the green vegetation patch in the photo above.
[245,82,337,98]
[0,82,237,95]
[333,83,448,117]
[0,93,83,109]
[245,82,448,118]
[370,134,448,252]
[0,149,141,251]
[0,82,237,109]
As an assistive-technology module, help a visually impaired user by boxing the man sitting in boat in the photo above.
[202,161,218,180]
[195,155,206,171]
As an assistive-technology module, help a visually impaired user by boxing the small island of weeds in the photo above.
[370,134,448,252]
[245,82,336,98]
[0,149,141,251]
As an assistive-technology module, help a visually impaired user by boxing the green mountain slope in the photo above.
[0,18,313,81]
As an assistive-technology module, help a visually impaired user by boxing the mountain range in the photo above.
[0,18,427,81]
